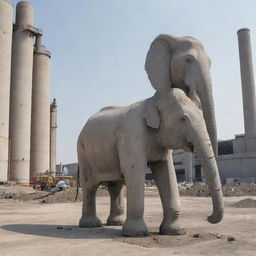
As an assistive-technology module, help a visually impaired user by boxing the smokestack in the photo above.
[30,36,51,178]
[9,1,39,184]
[0,0,13,181]
[237,28,256,137]
[50,99,57,176]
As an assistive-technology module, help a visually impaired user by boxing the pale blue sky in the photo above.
[12,0,256,163]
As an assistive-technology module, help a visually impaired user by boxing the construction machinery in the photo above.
[31,173,73,191]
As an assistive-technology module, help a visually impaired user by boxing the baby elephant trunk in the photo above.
[196,138,224,224]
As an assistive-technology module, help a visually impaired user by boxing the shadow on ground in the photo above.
[1,224,122,239]
[1,224,237,248]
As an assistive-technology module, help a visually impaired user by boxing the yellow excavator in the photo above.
[31,173,73,191]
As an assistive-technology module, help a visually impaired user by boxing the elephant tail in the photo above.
[74,164,80,202]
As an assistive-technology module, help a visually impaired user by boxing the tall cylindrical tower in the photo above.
[0,0,13,181]
[50,99,57,176]
[30,36,51,178]
[237,28,256,137]
[9,1,36,184]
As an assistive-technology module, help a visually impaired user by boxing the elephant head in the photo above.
[145,34,218,156]
[144,88,223,224]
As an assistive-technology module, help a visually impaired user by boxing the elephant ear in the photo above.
[144,97,160,129]
[145,34,176,91]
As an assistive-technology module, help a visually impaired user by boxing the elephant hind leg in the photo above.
[106,181,125,226]
[79,183,102,228]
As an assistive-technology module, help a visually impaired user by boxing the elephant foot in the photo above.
[160,220,186,236]
[207,211,223,224]
[106,215,124,226]
[122,219,148,237]
[79,216,102,228]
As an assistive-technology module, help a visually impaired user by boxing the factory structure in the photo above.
[0,0,57,185]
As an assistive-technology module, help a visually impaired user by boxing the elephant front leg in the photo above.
[79,184,102,228]
[150,154,186,235]
[122,167,148,237]
[106,181,125,226]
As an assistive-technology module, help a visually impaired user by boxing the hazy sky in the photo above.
[12,0,256,163]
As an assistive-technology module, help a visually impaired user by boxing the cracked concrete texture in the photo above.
[0,196,256,256]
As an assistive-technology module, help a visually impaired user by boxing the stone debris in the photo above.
[178,182,256,197]
[227,236,236,242]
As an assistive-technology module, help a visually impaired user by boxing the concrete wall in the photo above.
[217,152,256,181]
[233,136,256,154]
[0,0,13,181]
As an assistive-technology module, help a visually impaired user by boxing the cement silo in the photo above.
[50,99,57,176]
[9,1,40,184]
[30,36,51,178]
[0,0,13,181]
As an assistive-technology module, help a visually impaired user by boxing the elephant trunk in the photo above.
[194,135,224,224]
[197,72,218,157]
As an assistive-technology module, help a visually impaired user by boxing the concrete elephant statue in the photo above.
[77,88,224,237]
[145,34,218,155]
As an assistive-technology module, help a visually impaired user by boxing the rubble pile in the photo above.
[0,182,46,200]
[1,181,256,204]
[231,197,256,208]
[178,182,256,197]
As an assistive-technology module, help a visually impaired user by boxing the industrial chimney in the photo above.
[0,0,13,181]
[237,28,256,138]
[50,99,57,176]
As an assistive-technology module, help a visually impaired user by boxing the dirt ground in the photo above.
[0,193,256,256]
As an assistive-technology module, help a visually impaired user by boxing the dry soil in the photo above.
[0,194,256,256]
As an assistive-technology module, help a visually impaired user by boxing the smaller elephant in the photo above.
[77,88,224,237]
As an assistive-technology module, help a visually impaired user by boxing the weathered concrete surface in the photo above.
[30,36,51,177]
[9,1,34,184]
[0,196,255,255]
[0,0,13,181]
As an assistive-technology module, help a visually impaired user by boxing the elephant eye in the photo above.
[185,56,193,63]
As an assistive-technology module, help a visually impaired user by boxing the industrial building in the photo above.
[0,0,57,184]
